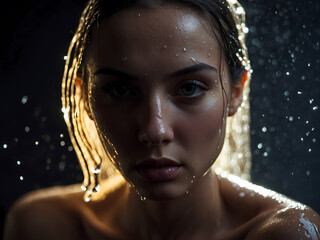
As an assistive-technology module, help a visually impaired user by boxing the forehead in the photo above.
[86,4,222,71]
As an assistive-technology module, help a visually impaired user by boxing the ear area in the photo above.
[228,70,247,116]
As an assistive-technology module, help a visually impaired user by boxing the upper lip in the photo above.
[136,158,181,168]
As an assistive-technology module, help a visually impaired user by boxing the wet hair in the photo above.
[61,0,251,201]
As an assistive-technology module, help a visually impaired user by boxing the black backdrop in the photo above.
[1,0,320,236]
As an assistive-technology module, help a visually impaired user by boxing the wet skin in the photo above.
[4,4,320,240]
[86,5,239,201]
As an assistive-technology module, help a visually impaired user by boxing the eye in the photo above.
[103,82,134,98]
[178,81,208,97]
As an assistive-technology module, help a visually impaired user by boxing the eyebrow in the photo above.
[94,62,218,80]
[170,63,218,78]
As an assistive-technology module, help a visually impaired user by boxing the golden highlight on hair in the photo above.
[61,0,252,202]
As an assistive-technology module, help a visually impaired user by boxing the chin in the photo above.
[136,181,188,202]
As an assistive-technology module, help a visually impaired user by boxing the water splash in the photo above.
[299,213,320,239]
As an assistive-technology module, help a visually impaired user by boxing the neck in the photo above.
[123,171,226,239]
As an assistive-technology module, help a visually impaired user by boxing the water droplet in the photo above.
[21,96,28,104]
[60,133,64,138]
[3,144,8,149]
[17,161,21,165]
[312,106,319,110]
[306,171,311,176]
[35,141,39,146]
[93,185,100,192]
[191,57,196,63]
[186,190,189,194]
[63,56,68,60]
[309,99,314,104]
[85,196,92,202]
[297,91,302,95]
[24,126,30,132]
[183,47,187,52]
[262,127,267,132]
[308,148,312,152]
[192,175,196,179]
[19,176,24,181]
[140,196,146,201]
[289,116,294,121]
[284,91,289,96]
[239,192,245,197]
[257,143,263,149]
[236,7,244,14]
[68,146,73,151]
[59,161,66,172]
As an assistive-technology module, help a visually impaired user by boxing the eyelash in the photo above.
[177,80,209,99]
[103,82,135,98]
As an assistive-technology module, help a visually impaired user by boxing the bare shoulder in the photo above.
[3,184,86,240]
[247,207,320,240]
[216,171,320,239]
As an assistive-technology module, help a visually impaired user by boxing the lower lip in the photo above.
[136,166,181,181]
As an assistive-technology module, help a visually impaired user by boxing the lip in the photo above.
[135,158,182,181]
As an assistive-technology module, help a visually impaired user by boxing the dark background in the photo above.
[1,0,319,236]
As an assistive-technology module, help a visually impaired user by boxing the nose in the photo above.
[138,94,174,146]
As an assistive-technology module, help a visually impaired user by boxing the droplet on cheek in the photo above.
[121,57,128,63]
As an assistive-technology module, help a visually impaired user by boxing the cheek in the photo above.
[176,93,226,162]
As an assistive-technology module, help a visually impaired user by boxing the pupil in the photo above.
[183,85,195,95]
[116,86,128,95]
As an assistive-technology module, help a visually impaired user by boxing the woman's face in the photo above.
[86,5,242,200]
